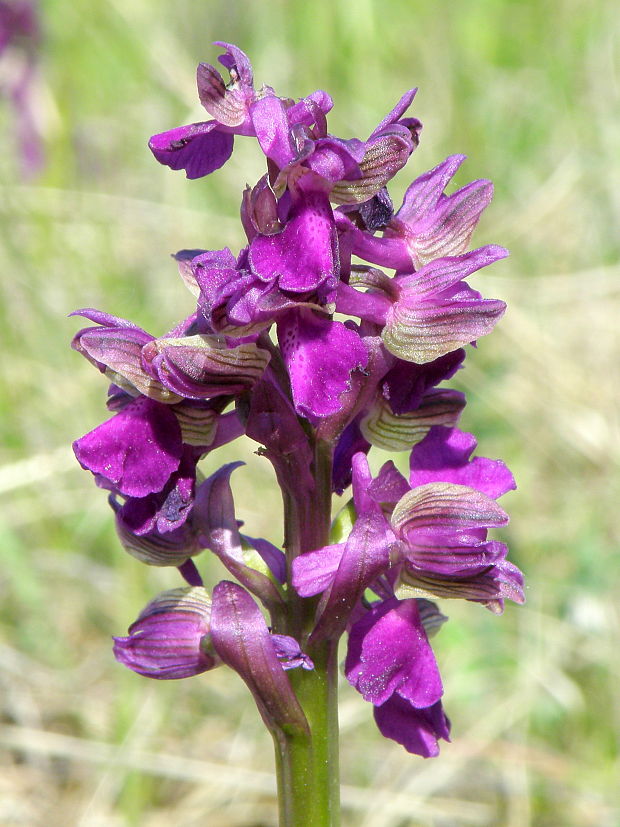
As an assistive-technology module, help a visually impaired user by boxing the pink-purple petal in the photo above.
[277,311,368,420]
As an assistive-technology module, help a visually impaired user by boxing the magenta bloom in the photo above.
[73,42,522,770]
[345,598,449,757]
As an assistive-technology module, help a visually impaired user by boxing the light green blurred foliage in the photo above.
[1,0,618,824]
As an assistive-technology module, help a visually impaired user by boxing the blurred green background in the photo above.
[1,0,618,824]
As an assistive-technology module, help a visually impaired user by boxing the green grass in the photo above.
[1,0,619,824]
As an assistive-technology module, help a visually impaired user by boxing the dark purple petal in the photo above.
[345,597,443,707]
[149,122,234,179]
[367,461,410,506]
[73,397,182,497]
[409,427,516,499]
[113,587,218,680]
[210,582,309,734]
[277,311,368,421]
[374,696,450,757]
[358,188,394,231]
[117,447,198,535]
[332,418,371,495]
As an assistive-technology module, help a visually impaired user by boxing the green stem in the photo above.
[273,639,340,826]
[273,433,340,825]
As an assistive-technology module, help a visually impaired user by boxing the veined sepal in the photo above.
[113,586,219,679]
[330,129,414,205]
[77,327,182,403]
[172,401,219,447]
[142,334,271,399]
[360,388,466,451]
[382,246,508,364]
[395,552,525,613]
[392,482,509,536]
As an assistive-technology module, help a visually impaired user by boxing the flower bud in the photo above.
[113,587,219,679]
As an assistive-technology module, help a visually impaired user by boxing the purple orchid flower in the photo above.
[345,597,450,757]
[74,42,521,783]
[149,41,333,180]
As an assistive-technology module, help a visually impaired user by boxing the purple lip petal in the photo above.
[409,427,516,499]
[374,696,450,757]
[249,189,338,293]
[149,122,234,179]
[277,311,368,421]
[345,597,443,708]
[73,397,182,498]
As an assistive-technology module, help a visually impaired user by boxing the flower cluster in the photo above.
[73,42,523,758]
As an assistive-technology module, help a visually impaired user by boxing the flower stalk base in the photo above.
[274,641,340,827]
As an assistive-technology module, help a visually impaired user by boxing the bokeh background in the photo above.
[1,0,619,825]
